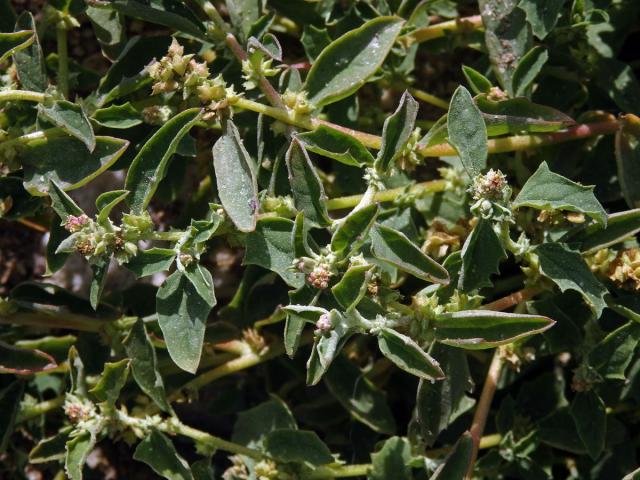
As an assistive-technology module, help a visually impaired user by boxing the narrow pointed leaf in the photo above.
[331,203,378,257]
[38,100,96,151]
[0,30,33,63]
[512,46,548,97]
[265,429,333,466]
[459,219,506,292]
[376,91,419,172]
[123,319,172,412]
[125,108,201,213]
[48,179,83,220]
[429,432,473,480]
[447,86,487,176]
[369,436,412,480]
[477,96,575,134]
[575,208,640,253]
[89,359,129,405]
[29,427,73,464]
[462,65,492,94]
[519,0,563,39]
[286,139,330,226]
[433,310,554,349]
[0,341,57,374]
[297,126,374,167]
[92,102,141,128]
[570,390,605,460]
[126,248,176,278]
[331,264,373,311]
[213,120,258,232]
[305,16,404,107]
[65,431,95,480]
[377,327,445,380]
[370,224,449,284]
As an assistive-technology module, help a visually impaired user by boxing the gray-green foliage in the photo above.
[1,0,640,479]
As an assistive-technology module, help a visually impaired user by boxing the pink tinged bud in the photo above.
[64,214,89,232]
[315,313,332,334]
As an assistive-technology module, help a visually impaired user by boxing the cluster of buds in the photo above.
[486,86,508,101]
[438,166,468,197]
[223,456,249,480]
[608,248,640,291]
[241,51,280,91]
[146,39,209,98]
[281,89,313,118]
[315,312,333,335]
[396,128,423,171]
[585,248,614,277]
[198,75,241,121]
[571,363,601,392]
[363,167,385,191]
[469,169,513,221]
[254,459,279,480]
[295,255,336,290]
[61,213,146,264]
[63,395,96,424]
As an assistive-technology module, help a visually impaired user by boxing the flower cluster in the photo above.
[609,248,640,291]
[469,169,513,221]
[146,39,208,97]
[241,51,280,91]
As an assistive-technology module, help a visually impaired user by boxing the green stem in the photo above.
[406,15,483,44]
[307,464,372,479]
[0,312,106,332]
[56,24,69,98]
[325,180,447,210]
[0,90,47,103]
[408,86,449,110]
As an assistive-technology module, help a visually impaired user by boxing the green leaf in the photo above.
[286,138,330,227]
[86,6,126,59]
[226,0,260,41]
[570,390,606,460]
[377,327,445,380]
[479,0,532,94]
[0,382,24,452]
[615,114,640,208]
[29,427,73,464]
[575,208,640,253]
[264,429,333,466]
[284,287,317,358]
[297,125,374,167]
[416,344,474,446]
[89,257,109,310]
[47,179,83,220]
[65,431,96,480]
[370,224,449,284]
[13,12,47,92]
[369,436,412,480]
[459,219,506,292]
[125,108,201,214]
[134,429,194,480]
[89,359,129,405]
[106,0,204,39]
[0,340,57,374]
[535,242,608,316]
[126,248,176,278]
[447,86,487,176]
[588,321,640,380]
[331,203,379,257]
[123,319,172,413]
[96,190,129,224]
[157,266,216,373]
[244,217,305,288]
[305,16,404,107]
[332,264,373,311]
[38,100,96,152]
[514,162,607,226]
[519,0,563,39]
[92,103,141,129]
[477,96,575,134]
[23,136,129,196]
[512,46,548,97]
[462,65,492,95]
[429,432,473,480]
[324,354,396,434]
[375,91,419,172]
[301,25,331,62]
[232,397,297,449]
[0,30,33,63]
[212,120,258,232]
[433,310,555,349]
